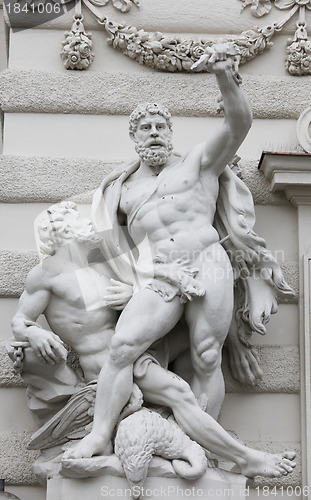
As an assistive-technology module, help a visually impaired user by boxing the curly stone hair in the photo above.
[129,102,173,139]
[35,201,79,259]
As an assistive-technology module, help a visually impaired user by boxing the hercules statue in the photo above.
[62,44,294,464]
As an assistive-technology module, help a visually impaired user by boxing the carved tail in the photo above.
[172,440,208,480]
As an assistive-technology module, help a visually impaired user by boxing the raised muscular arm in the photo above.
[191,44,253,176]
[12,265,67,364]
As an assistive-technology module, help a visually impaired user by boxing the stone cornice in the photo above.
[259,152,311,206]
[0,70,310,119]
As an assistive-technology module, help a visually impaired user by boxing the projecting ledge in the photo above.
[259,152,311,206]
[47,470,247,500]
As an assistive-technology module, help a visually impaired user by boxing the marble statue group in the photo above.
[9,43,297,494]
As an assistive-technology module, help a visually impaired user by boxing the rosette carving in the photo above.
[286,23,311,74]
[61,15,95,70]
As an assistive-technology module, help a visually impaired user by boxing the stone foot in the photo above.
[62,433,113,459]
[240,450,296,478]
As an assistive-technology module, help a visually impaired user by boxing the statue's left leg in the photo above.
[137,362,296,478]
[185,242,233,420]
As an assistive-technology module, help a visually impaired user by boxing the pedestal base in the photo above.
[47,469,247,499]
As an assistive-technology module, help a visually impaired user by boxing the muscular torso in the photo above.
[119,154,220,262]
[43,266,117,381]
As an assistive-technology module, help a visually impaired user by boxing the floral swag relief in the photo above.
[240,0,311,74]
[57,0,311,75]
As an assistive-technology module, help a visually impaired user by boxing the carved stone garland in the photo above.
[58,0,311,74]
[240,0,311,75]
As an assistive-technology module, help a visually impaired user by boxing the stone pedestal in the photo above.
[47,470,247,500]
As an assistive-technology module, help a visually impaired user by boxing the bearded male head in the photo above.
[35,202,101,260]
[129,103,173,167]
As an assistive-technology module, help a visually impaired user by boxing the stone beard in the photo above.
[76,232,103,247]
[135,143,173,167]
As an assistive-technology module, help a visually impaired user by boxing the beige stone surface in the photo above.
[6,0,302,34]
[279,262,299,300]
[3,114,299,160]
[1,70,310,119]
[0,298,18,340]
[0,156,288,205]
[0,342,25,387]
[47,472,246,500]
[0,202,91,250]
[0,203,50,250]
[47,466,299,500]
[6,486,45,500]
[0,249,299,300]
[8,29,292,77]
[257,304,299,346]
[254,205,298,262]
[0,431,39,485]
[0,388,37,431]
[219,393,300,443]
[9,29,152,74]
[223,346,300,394]
[0,7,7,73]
[3,203,296,258]
[0,341,299,393]
[240,160,288,206]
[0,155,117,202]
[0,250,38,297]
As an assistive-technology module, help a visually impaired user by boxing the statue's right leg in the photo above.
[63,288,183,459]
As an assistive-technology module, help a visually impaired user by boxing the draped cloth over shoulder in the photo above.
[92,161,294,339]
[91,159,154,292]
[215,166,294,339]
